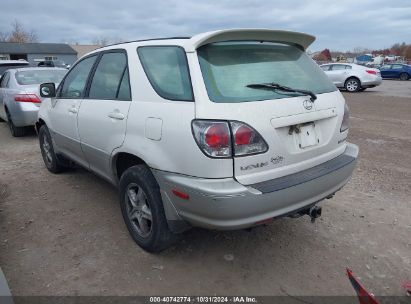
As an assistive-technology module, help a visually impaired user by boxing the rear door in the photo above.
[327,64,349,86]
[391,64,405,78]
[77,50,131,181]
[49,54,98,167]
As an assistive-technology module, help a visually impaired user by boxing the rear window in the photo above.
[198,42,337,103]
[138,46,193,101]
[0,63,30,75]
[15,69,66,85]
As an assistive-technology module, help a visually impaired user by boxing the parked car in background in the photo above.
[0,67,67,136]
[320,63,382,92]
[37,29,358,252]
[37,60,70,69]
[379,63,411,80]
[0,60,30,76]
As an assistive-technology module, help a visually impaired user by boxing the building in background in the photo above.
[69,44,100,58]
[0,42,77,66]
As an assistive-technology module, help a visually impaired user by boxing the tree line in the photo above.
[0,21,38,43]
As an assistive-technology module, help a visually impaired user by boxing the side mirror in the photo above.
[40,83,56,98]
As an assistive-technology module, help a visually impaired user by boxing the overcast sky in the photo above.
[2,0,411,51]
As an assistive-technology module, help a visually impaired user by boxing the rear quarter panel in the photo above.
[114,46,233,179]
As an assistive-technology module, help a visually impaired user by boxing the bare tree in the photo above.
[0,31,8,42]
[92,36,109,46]
[92,36,125,46]
[7,20,38,43]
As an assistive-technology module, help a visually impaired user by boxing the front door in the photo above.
[77,51,131,181]
[49,54,98,167]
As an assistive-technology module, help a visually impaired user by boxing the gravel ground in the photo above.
[0,80,410,297]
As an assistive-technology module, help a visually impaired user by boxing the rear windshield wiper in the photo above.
[246,82,317,101]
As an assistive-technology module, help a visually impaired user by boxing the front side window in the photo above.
[320,65,331,71]
[138,46,193,101]
[198,42,337,103]
[60,55,97,98]
[88,52,129,100]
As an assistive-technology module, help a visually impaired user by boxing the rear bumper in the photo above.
[361,77,382,87]
[153,143,358,230]
[8,104,39,127]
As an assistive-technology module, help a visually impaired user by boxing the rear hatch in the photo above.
[194,38,347,185]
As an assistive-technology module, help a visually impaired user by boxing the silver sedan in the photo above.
[320,63,382,92]
[0,67,67,136]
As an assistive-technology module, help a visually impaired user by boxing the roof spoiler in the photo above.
[186,28,315,52]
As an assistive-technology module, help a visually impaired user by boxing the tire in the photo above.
[345,78,361,92]
[399,73,409,81]
[39,125,67,173]
[119,165,177,252]
[6,111,26,137]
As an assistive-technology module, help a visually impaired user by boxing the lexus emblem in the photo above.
[303,99,313,110]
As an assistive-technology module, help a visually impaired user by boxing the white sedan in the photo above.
[320,63,382,92]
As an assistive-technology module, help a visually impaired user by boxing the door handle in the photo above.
[68,107,78,114]
[108,112,125,120]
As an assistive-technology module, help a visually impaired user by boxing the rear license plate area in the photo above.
[297,123,318,149]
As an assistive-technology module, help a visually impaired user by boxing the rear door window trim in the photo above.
[84,49,132,101]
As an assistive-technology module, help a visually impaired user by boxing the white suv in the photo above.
[37,29,358,252]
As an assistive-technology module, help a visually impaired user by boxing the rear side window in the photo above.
[60,55,97,98]
[88,52,130,100]
[117,68,131,100]
[198,42,336,103]
[15,69,66,85]
[331,65,346,70]
[392,64,403,69]
[138,46,193,101]
[0,63,29,75]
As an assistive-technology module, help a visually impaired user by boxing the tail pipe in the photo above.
[308,205,322,223]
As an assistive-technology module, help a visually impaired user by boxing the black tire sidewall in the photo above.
[6,112,25,137]
[400,73,409,81]
[119,165,173,252]
[39,125,62,173]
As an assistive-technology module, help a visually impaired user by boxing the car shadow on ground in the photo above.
[62,164,316,260]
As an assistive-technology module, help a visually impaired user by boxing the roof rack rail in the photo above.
[99,37,191,49]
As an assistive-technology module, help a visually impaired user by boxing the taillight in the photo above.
[230,121,268,156]
[192,120,268,158]
[340,103,350,132]
[14,94,41,103]
[366,70,377,75]
[192,121,231,158]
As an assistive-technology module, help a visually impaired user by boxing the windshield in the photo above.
[197,41,337,103]
[15,69,67,85]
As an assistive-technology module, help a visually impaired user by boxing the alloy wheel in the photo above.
[42,134,53,166]
[125,183,153,238]
[346,79,359,92]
